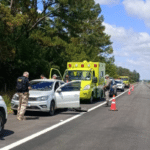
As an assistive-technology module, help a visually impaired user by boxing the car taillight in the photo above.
[81,64,84,67]
[94,64,97,67]
[69,64,71,67]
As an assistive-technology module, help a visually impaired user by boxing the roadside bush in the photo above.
[0,90,15,109]
[3,94,11,108]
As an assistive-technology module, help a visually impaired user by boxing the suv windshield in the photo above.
[64,70,92,81]
[30,81,54,91]
[115,81,122,84]
[120,78,128,81]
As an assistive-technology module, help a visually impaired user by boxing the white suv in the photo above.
[11,79,81,116]
[0,96,7,134]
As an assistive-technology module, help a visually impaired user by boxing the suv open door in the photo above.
[55,81,81,108]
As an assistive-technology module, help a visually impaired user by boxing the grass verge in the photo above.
[0,90,15,114]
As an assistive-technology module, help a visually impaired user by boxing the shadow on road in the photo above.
[24,116,39,120]
[60,112,80,115]
[24,108,70,117]
[80,98,106,104]
[0,129,14,140]
[24,111,48,117]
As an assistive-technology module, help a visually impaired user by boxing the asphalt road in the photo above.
[1,83,148,150]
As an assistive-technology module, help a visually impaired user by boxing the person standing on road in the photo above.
[16,72,30,121]
[103,74,111,106]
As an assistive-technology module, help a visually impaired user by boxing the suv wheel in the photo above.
[0,111,4,134]
[49,101,55,116]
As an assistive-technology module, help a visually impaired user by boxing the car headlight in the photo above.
[83,85,90,90]
[37,96,49,101]
[12,94,19,100]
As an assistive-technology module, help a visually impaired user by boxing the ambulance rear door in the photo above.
[49,68,63,80]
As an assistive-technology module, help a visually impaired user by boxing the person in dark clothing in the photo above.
[17,72,30,120]
[64,75,71,83]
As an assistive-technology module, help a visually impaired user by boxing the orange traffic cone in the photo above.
[128,89,131,95]
[110,95,118,111]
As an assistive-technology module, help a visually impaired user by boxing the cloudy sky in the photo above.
[95,0,150,80]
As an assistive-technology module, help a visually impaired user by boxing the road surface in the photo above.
[1,83,150,150]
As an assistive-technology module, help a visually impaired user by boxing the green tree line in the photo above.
[0,0,139,91]
[116,67,140,83]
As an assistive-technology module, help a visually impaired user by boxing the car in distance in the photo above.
[115,79,125,91]
[0,96,7,134]
[109,79,117,97]
[11,79,81,116]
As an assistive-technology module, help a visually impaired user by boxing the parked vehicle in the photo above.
[109,79,117,97]
[119,76,130,88]
[11,79,81,116]
[0,96,7,134]
[115,79,125,91]
[50,60,106,103]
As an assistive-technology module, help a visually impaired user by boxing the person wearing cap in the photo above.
[17,71,31,120]
[103,74,111,106]
[52,74,57,79]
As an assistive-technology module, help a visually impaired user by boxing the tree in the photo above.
[116,67,140,82]
[0,0,114,90]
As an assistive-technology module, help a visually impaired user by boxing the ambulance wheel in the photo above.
[0,111,4,134]
[13,110,17,115]
[49,101,55,116]
[90,93,94,104]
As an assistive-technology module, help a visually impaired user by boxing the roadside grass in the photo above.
[0,90,15,114]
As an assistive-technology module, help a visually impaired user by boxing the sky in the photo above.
[38,0,150,80]
[95,0,150,80]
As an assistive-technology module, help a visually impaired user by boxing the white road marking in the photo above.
[1,113,86,150]
[0,84,137,150]
[88,85,136,112]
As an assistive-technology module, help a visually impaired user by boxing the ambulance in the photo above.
[119,76,130,88]
[50,60,105,103]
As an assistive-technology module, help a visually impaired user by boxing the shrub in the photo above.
[3,94,11,108]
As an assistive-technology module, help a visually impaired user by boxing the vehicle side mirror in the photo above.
[56,88,62,92]
[92,77,97,83]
